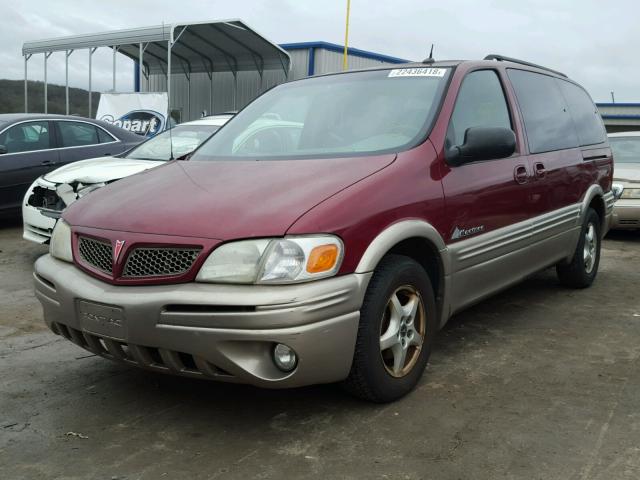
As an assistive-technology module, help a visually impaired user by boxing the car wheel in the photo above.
[343,254,437,402]
[556,207,601,288]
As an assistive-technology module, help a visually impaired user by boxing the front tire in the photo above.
[556,207,601,288]
[343,254,437,403]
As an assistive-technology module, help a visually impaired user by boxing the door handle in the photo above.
[514,165,528,184]
[534,162,546,178]
[41,160,54,166]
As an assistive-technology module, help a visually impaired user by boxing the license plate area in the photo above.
[77,300,127,340]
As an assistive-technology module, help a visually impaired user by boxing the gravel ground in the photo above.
[1,222,639,480]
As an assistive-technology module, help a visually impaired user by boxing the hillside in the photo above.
[0,79,100,116]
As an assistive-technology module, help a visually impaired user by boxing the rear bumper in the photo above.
[34,254,371,388]
[610,201,640,230]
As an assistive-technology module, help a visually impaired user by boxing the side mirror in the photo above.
[446,127,516,166]
[0,145,7,155]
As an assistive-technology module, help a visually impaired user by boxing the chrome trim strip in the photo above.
[604,191,615,213]
[444,202,584,322]
[455,222,531,263]
[449,227,578,316]
[450,203,581,272]
[531,205,581,242]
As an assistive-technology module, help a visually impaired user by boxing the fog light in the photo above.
[273,343,297,372]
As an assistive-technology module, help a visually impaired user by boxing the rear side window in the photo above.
[508,69,579,154]
[97,127,115,144]
[447,70,511,147]
[557,80,606,146]
[0,121,51,153]
[58,121,100,147]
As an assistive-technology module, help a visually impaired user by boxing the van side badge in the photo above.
[452,225,485,240]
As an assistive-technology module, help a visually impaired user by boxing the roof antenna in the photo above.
[422,44,435,64]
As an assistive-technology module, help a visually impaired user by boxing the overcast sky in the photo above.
[2,0,638,102]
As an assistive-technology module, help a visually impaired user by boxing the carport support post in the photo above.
[24,55,30,113]
[167,40,172,125]
[43,52,49,114]
[233,71,238,110]
[88,48,97,117]
[139,43,144,92]
[43,52,53,114]
[65,50,73,115]
[187,73,191,120]
[208,71,213,115]
[112,46,117,92]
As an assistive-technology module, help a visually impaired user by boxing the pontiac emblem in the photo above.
[113,240,126,262]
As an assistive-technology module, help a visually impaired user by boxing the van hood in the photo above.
[614,163,640,183]
[44,157,163,184]
[64,155,396,240]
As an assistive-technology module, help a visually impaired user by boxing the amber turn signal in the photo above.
[306,244,339,273]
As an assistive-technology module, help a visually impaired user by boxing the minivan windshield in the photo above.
[191,67,451,161]
[610,136,640,163]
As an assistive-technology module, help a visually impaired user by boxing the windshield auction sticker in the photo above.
[388,68,446,78]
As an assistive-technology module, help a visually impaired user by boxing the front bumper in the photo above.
[22,178,61,244]
[23,203,57,243]
[34,255,371,388]
[610,200,640,230]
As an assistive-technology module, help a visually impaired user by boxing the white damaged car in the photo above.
[22,115,231,243]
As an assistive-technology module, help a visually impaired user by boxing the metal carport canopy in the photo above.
[21,19,291,116]
[22,20,291,74]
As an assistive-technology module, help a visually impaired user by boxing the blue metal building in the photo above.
[596,103,640,133]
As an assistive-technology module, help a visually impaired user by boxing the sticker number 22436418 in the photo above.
[388,68,446,78]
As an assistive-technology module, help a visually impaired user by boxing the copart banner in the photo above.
[96,93,168,137]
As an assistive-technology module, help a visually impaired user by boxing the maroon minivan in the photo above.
[35,55,615,402]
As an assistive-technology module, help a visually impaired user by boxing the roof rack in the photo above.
[483,54,567,78]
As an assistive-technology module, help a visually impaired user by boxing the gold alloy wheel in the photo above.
[379,285,426,378]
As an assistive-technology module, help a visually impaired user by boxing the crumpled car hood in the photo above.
[44,157,163,184]
[65,155,396,240]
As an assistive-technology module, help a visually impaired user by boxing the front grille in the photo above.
[78,237,113,274]
[619,219,639,225]
[123,247,201,278]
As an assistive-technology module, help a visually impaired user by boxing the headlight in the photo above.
[620,187,640,199]
[195,239,271,283]
[196,235,344,284]
[49,220,73,262]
